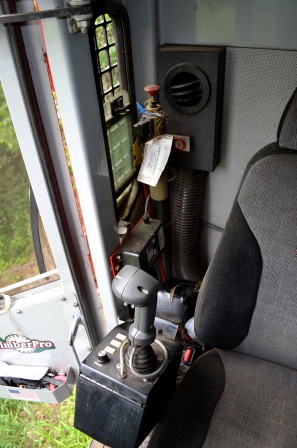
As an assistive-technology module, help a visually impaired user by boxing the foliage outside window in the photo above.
[0,82,55,289]
[95,14,120,103]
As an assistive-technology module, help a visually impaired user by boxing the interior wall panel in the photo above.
[159,0,297,51]
[201,47,297,265]
[124,0,297,265]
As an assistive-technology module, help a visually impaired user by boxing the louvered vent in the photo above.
[170,72,202,107]
[164,63,210,114]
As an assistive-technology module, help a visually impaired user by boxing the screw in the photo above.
[60,297,66,301]
[73,302,79,307]
[16,310,22,314]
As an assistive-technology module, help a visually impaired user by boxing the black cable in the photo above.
[29,185,46,274]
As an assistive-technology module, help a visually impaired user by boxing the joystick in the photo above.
[75,265,182,448]
[112,265,160,347]
[112,265,167,378]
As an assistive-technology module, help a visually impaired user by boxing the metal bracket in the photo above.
[110,95,130,117]
[68,314,82,368]
[0,294,11,315]
[0,3,92,34]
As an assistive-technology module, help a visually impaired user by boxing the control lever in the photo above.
[74,271,182,447]
[112,265,169,379]
[112,265,161,348]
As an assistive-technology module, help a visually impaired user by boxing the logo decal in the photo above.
[0,334,55,354]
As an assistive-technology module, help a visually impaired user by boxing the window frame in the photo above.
[0,0,120,343]
[88,0,138,209]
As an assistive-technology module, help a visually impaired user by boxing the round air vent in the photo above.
[164,63,210,114]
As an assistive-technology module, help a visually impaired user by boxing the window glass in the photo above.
[95,14,117,104]
[107,115,133,190]
[0,82,57,291]
[93,14,135,195]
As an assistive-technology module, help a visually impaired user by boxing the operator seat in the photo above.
[148,87,297,448]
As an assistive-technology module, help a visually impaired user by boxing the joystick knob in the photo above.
[112,265,161,348]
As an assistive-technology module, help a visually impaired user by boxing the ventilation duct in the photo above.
[164,63,210,114]
[158,45,225,171]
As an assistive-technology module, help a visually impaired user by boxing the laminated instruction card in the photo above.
[137,134,173,187]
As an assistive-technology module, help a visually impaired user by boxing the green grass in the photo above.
[0,390,91,448]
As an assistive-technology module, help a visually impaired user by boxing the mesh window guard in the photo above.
[89,1,137,204]
[94,14,120,103]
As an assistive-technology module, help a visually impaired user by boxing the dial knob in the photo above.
[97,350,109,363]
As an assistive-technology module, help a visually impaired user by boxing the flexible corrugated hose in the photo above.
[172,167,206,282]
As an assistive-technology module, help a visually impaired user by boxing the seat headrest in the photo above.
[277,87,297,150]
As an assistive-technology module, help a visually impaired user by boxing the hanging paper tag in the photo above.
[137,135,173,187]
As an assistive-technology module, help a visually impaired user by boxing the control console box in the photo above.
[74,323,182,448]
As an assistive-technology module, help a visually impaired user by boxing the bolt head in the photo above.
[76,19,91,33]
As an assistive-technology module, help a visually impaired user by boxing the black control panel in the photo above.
[74,323,182,448]
[113,219,164,272]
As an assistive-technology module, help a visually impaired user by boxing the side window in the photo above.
[0,82,57,293]
[95,14,120,103]
[90,6,136,205]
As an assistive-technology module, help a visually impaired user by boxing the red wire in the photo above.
[158,256,166,282]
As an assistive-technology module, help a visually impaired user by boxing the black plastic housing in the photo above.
[157,45,226,171]
[74,323,182,448]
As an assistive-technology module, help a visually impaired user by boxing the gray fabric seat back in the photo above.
[194,88,297,370]
[236,153,297,369]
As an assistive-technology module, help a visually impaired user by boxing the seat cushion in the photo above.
[148,349,297,448]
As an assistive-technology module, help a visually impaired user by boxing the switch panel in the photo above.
[111,218,164,275]
[74,323,182,448]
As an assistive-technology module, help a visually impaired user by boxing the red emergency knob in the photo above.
[144,84,160,98]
